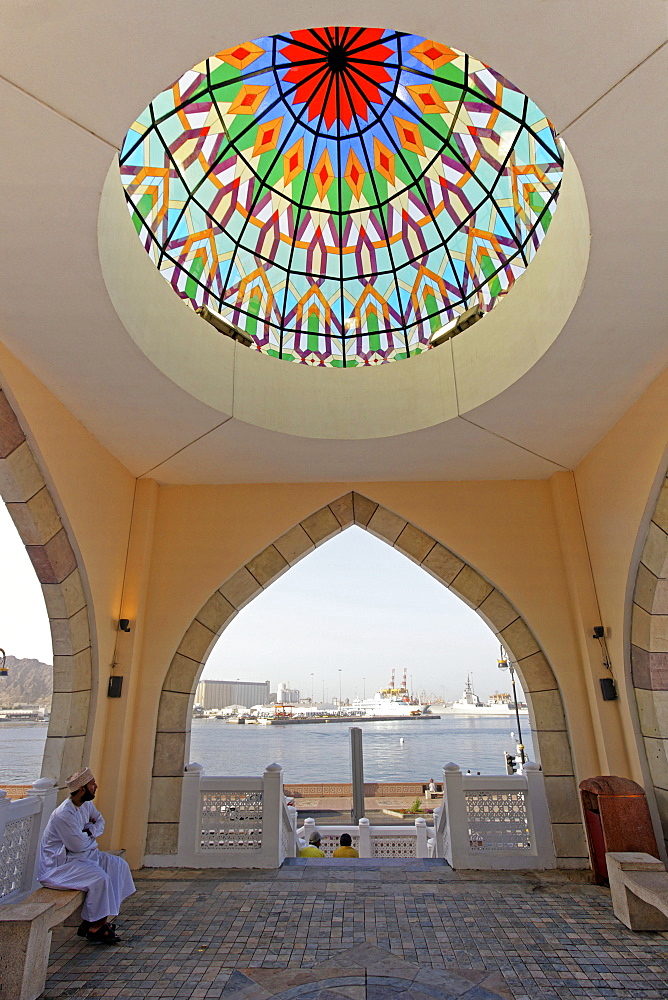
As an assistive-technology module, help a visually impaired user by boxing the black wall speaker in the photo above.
[108,676,123,698]
[599,677,617,701]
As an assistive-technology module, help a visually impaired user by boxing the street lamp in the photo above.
[362,676,366,700]
[498,645,526,764]
[310,672,314,704]
[338,668,342,711]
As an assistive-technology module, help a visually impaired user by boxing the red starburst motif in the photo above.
[281,27,392,129]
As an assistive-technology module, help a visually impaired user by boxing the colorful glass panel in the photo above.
[120,28,563,367]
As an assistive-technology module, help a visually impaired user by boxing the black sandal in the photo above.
[80,920,116,936]
[86,922,121,944]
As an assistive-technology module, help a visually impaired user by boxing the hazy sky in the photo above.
[0,503,523,703]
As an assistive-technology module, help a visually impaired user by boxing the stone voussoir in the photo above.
[351,492,378,526]
[246,543,289,587]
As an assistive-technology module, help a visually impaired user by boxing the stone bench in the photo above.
[606,852,668,931]
[0,887,84,1000]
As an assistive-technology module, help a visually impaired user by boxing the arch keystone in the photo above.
[351,492,377,526]
[329,492,354,527]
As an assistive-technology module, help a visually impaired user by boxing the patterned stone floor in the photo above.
[43,861,668,1000]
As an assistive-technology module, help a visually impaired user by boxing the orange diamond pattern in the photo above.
[219,41,265,70]
[283,138,304,186]
[411,39,458,69]
[313,149,335,199]
[374,138,395,185]
[252,117,283,157]
[344,150,366,199]
[394,117,426,157]
[406,84,448,115]
[228,85,269,115]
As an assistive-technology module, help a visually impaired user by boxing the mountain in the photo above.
[0,655,52,707]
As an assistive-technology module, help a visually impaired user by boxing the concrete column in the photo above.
[442,762,468,868]
[350,727,365,822]
[358,817,371,857]
[414,816,428,858]
[524,761,556,868]
[262,763,283,867]
[549,471,631,775]
[178,762,203,857]
[98,477,159,850]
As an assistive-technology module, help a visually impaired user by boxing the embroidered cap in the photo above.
[66,767,95,792]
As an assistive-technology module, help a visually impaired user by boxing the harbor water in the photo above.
[0,715,534,784]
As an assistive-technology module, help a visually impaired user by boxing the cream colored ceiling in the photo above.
[0,1,666,483]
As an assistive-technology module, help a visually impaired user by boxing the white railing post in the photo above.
[262,763,283,866]
[358,817,371,858]
[442,762,468,868]
[414,816,428,858]
[24,778,57,892]
[178,762,203,856]
[302,816,316,853]
[524,761,555,868]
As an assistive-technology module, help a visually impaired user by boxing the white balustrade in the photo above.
[0,779,58,904]
[144,759,555,870]
[144,762,288,868]
[432,761,555,869]
[297,816,431,859]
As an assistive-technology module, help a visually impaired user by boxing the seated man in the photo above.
[299,831,325,857]
[333,833,359,858]
[38,767,135,944]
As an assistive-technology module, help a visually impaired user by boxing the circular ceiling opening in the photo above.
[120,27,564,368]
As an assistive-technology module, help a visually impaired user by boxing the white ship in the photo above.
[352,669,432,717]
[441,674,529,716]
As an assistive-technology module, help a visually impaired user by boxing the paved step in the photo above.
[283,857,450,869]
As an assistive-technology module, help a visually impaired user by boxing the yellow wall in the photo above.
[0,344,136,819]
[2,344,667,864]
[575,367,668,782]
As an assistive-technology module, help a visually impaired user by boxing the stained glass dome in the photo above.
[120,28,563,367]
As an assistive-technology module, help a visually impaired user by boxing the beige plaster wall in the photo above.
[0,344,136,811]
[146,491,587,865]
[574,366,668,851]
[112,474,632,866]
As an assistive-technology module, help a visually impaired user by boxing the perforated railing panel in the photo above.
[465,790,531,851]
[319,834,360,857]
[281,814,293,860]
[0,815,33,897]
[200,790,263,850]
[371,836,417,858]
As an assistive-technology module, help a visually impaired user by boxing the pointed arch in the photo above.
[0,389,94,789]
[630,471,668,853]
[148,492,585,866]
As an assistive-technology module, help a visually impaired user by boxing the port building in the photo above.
[276,683,300,705]
[195,679,270,711]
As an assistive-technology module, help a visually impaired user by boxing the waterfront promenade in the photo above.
[44,862,668,999]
